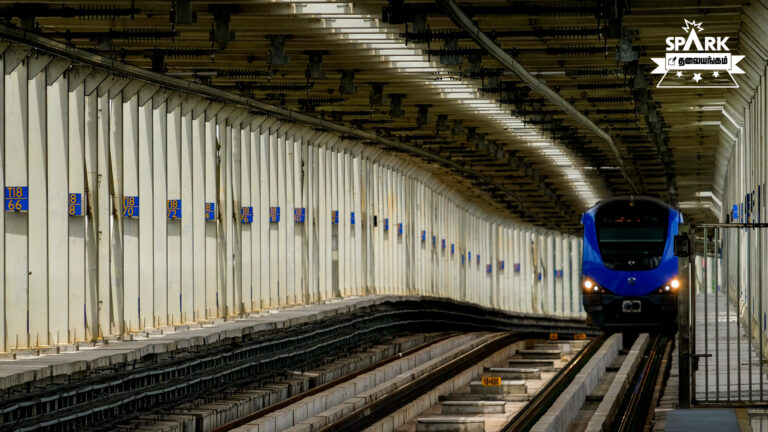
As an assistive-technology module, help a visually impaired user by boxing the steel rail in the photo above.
[501,335,606,432]
[436,0,638,194]
[315,332,529,432]
[0,24,544,222]
[209,333,458,432]
[616,334,669,432]
[642,337,674,428]
[12,316,415,431]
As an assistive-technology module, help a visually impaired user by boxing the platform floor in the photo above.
[665,408,745,432]
[694,292,767,402]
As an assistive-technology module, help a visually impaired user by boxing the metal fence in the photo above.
[679,223,768,406]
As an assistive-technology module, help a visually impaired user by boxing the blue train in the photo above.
[581,196,683,329]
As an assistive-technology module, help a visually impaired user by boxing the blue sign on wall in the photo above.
[555,269,563,278]
[5,186,28,212]
[398,223,403,235]
[205,202,216,221]
[451,243,455,254]
[384,218,389,231]
[499,260,505,270]
[295,207,306,223]
[167,199,181,219]
[477,254,480,264]
[421,230,426,241]
[331,210,338,224]
[733,204,739,221]
[269,206,280,222]
[513,263,521,272]
[241,206,254,223]
[441,239,446,249]
[350,211,355,225]
[487,264,492,274]
[123,196,139,217]
[68,193,84,216]
[468,251,471,260]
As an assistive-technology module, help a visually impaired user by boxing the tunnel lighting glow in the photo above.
[288,0,605,208]
[294,3,348,14]
[689,102,725,111]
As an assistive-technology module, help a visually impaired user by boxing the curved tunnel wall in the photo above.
[720,59,768,355]
[717,3,768,357]
[0,42,583,351]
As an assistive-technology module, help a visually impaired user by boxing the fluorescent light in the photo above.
[283,0,605,208]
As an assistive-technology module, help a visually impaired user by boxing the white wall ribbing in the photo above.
[0,45,584,351]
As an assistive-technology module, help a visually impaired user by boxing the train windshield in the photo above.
[595,200,669,271]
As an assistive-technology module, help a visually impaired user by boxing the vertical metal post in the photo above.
[715,227,720,400]
[679,223,692,408]
[704,227,709,400]
[760,226,764,400]
[691,227,697,402]
[748,226,753,400]
[737,227,742,399]
[727,227,732,401]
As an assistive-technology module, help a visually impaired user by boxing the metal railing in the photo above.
[677,223,768,406]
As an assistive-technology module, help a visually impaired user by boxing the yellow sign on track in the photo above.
[481,377,501,386]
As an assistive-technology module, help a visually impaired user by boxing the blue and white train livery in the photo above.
[581,196,683,328]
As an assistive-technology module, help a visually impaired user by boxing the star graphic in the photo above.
[676,71,683,77]
[713,71,720,78]
[692,73,702,83]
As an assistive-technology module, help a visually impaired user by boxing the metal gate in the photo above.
[677,223,768,407]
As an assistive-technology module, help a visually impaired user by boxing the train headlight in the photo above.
[661,278,680,293]
[583,279,600,292]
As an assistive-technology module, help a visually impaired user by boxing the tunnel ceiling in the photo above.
[0,0,746,231]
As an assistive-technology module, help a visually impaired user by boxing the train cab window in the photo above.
[595,200,669,271]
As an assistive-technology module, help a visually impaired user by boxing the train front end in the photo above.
[581,196,682,330]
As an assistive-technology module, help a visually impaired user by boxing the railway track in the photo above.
[503,332,674,432]
[210,332,598,432]
[501,335,605,431]
[613,334,672,432]
[209,333,458,432]
[316,332,534,432]
[0,303,596,431]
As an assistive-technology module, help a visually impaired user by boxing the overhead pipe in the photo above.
[0,23,556,224]
[436,0,638,194]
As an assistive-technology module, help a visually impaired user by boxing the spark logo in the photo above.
[651,19,744,88]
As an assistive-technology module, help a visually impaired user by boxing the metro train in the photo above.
[581,196,683,329]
